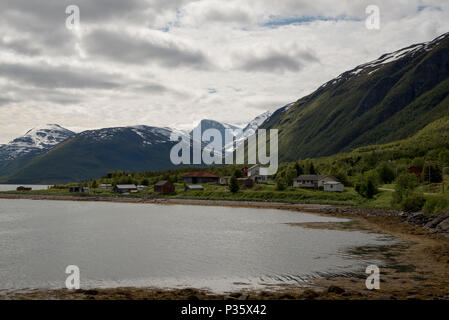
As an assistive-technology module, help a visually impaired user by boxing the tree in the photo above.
[276,178,287,191]
[141,178,150,186]
[91,180,98,188]
[391,173,424,212]
[229,176,239,193]
[377,162,395,184]
[233,168,243,178]
[422,163,443,184]
[365,180,376,199]
[308,163,316,175]
[295,162,303,177]
[355,175,378,199]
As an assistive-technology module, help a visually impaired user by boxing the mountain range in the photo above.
[0,116,268,184]
[1,32,448,184]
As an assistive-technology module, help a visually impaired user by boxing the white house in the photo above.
[247,164,268,184]
[293,175,337,189]
[324,181,344,192]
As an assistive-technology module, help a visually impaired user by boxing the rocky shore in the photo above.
[320,206,449,238]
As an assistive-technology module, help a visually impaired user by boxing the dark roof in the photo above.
[186,185,204,190]
[183,172,220,178]
[155,180,171,186]
[295,175,332,181]
[115,184,137,189]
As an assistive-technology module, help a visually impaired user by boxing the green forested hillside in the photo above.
[262,32,449,161]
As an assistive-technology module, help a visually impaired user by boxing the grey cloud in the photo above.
[0,63,120,89]
[236,49,319,73]
[84,29,210,68]
[0,96,15,106]
[0,38,41,56]
[134,84,169,93]
[0,0,152,56]
[0,83,86,106]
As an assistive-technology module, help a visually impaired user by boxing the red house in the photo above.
[183,172,220,184]
[154,180,175,194]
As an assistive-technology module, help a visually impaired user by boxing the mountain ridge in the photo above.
[261,31,449,161]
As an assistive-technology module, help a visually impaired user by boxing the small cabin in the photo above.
[69,186,89,193]
[98,184,112,189]
[113,184,137,194]
[324,181,344,192]
[154,181,175,194]
[219,176,231,185]
[183,172,220,184]
[247,164,268,184]
[185,185,204,191]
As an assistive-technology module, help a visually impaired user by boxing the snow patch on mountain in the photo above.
[319,32,449,89]
[0,124,75,161]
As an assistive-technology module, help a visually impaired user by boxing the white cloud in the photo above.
[0,0,449,143]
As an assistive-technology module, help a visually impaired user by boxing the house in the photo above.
[16,186,32,191]
[113,184,137,194]
[98,184,112,189]
[219,176,231,185]
[137,185,148,191]
[69,186,89,193]
[293,175,337,189]
[183,172,220,184]
[185,185,204,191]
[154,180,175,194]
[237,177,254,187]
[408,166,422,176]
[247,164,268,184]
[324,181,344,192]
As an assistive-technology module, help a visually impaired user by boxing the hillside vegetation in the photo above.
[262,33,449,161]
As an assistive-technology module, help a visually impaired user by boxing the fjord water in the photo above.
[0,199,394,292]
[0,185,51,191]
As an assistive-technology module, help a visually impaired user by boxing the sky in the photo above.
[0,0,448,144]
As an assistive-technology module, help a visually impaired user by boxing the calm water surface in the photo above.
[0,185,51,191]
[0,199,395,292]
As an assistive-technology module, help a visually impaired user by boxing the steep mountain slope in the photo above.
[0,124,75,178]
[262,32,449,161]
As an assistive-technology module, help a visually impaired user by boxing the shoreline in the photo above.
[1,193,449,300]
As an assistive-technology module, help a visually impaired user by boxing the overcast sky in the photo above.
[0,0,448,143]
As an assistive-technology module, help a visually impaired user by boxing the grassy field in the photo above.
[3,180,448,211]
[2,182,365,206]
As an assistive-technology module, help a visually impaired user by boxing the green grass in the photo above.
[1,183,366,206]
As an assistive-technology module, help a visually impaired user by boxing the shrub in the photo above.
[229,176,239,193]
[400,194,426,213]
[423,197,449,215]
[276,179,287,191]
[376,162,395,184]
[355,177,377,199]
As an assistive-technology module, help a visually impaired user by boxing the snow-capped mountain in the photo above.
[0,124,75,161]
[189,113,272,156]
[319,31,449,89]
